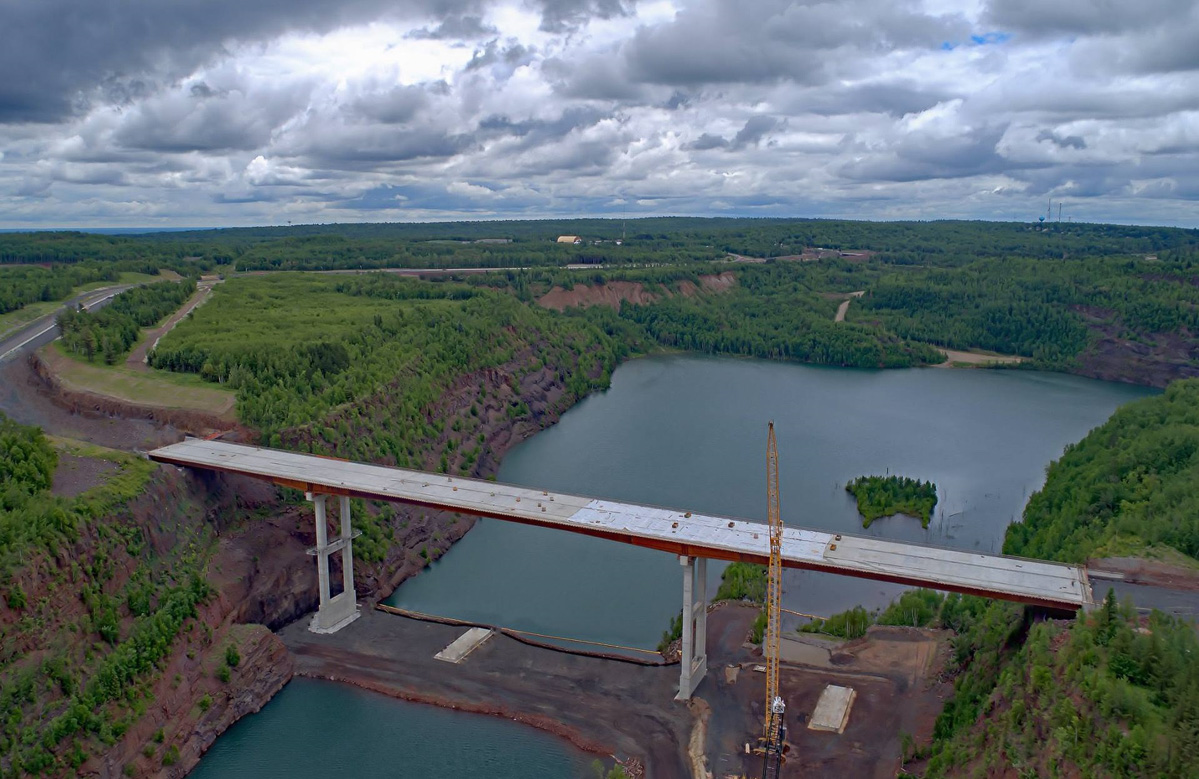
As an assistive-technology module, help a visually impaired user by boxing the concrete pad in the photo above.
[435,627,494,664]
[808,684,856,734]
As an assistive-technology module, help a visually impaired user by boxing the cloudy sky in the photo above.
[1,0,1197,228]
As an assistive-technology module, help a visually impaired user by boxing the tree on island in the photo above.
[846,475,938,528]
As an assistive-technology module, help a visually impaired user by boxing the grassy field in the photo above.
[158,273,411,347]
[43,341,236,417]
[0,271,165,339]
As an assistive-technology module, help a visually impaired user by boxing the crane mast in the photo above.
[761,423,786,776]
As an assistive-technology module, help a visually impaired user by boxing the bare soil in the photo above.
[50,452,119,497]
[934,348,1024,367]
[536,272,736,311]
[1072,306,1199,387]
[0,356,179,450]
[278,602,950,779]
[704,608,951,779]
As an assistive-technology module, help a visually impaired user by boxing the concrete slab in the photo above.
[435,627,494,664]
[148,439,1093,610]
[808,684,856,734]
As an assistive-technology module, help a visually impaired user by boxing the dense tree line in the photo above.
[845,475,938,528]
[1004,378,1199,562]
[58,280,195,364]
[922,592,1199,777]
[4,218,1194,275]
[0,264,120,316]
[853,255,1199,364]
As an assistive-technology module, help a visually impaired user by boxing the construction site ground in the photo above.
[280,602,951,778]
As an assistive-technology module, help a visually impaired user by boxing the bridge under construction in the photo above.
[148,438,1094,700]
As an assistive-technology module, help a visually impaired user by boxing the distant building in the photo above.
[556,235,583,244]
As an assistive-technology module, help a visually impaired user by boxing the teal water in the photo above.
[389,355,1155,647]
[189,679,592,778]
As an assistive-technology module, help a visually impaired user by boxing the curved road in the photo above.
[0,284,137,364]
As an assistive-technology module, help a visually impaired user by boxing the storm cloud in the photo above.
[0,0,1196,227]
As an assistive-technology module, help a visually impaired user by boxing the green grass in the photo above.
[0,272,164,339]
[44,342,236,417]
[158,274,413,349]
[1089,535,1199,571]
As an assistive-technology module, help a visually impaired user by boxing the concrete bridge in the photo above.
[148,439,1094,700]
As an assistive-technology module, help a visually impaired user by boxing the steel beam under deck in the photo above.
[149,439,1093,613]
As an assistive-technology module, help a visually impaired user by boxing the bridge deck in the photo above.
[148,439,1092,611]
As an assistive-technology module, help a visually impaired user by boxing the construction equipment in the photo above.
[761,422,786,777]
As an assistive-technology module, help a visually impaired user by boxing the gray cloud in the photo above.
[1036,130,1086,150]
[407,15,498,39]
[985,0,1193,36]
[1,0,1197,228]
[533,0,637,33]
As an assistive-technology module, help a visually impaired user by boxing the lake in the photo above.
[387,355,1155,647]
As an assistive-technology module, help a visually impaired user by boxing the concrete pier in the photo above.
[676,555,708,700]
[307,492,360,633]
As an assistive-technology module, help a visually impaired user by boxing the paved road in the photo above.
[1092,577,1199,620]
[0,285,135,364]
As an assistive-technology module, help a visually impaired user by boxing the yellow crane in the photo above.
[761,422,787,777]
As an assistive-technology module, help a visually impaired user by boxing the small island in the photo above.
[846,475,938,528]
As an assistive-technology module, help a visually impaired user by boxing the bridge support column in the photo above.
[306,492,360,634]
[676,555,708,700]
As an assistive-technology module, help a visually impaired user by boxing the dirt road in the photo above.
[126,279,218,369]
[833,291,864,322]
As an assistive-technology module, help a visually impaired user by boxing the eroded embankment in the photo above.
[28,351,242,436]
[537,272,735,311]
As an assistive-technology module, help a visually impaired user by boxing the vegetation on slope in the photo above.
[845,475,938,528]
[1004,378,1199,564]
[0,414,214,777]
[57,280,196,364]
[149,273,633,563]
[150,274,625,441]
[921,593,1199,778]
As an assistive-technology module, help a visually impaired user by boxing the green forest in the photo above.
[920,592,1199,778]
[845,475,938,527]
[0,265,121,316]
[1004,379,1199,563]
[57,280,196,364]
[4,218,1199,388]
[148,274,625,444]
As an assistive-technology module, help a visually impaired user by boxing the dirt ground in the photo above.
[0,356,181,450]
[279,602,950,779]
[934,348,1024,367]
[50,451,119,496]
[280,605,695,778]
[703,607,950,779]
[833,291,864,323]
